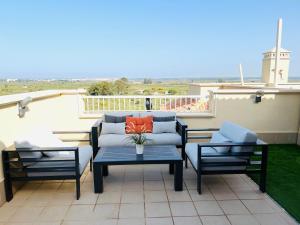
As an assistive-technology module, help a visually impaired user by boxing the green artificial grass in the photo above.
[250,144,300,222]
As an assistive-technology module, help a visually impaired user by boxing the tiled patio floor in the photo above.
[0,164,298,225]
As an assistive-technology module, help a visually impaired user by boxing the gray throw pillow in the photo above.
[102,122,126,134]
[104,115,132,123]
[153,116,176,122]
[153,121,177,134]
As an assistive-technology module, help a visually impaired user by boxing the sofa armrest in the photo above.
[176,118,188,146]
[91,119,102,157]
[53,130,91,143]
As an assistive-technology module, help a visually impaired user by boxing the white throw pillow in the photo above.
[14,126,69,158]
[102,122,126,134]
[152,121,176,134]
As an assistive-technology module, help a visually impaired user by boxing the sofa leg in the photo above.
[197,172,202,194]
[90,159,93,172]
[76,178,80,200]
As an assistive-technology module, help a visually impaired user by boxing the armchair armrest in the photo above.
[91,119,103,157]
[185,128,219,141]
[176,118,188,146]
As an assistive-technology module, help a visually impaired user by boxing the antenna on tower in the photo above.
[274,18,283,86]
[239,64,245,86]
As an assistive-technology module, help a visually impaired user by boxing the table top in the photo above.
[94,145,182,165]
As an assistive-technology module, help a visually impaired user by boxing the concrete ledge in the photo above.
[0,89,86,107]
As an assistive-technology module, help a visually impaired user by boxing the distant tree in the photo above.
[114,79,128,95]
[88,82,114,95]
[120,77,129,83]
[168,89,177,95]
[217,79,224,83]
[143,89,151,95]
[143,79,152,84]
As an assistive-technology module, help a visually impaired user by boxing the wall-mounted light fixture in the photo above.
[18,97,32,118]
[255,90,264,103]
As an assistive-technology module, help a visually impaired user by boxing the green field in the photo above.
[0,80,189,96]
[250,145,300,223]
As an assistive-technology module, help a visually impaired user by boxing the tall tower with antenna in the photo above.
[262,47,291,84]
[261,18,291,85]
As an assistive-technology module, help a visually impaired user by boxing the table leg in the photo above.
[93,164,103,193]
[169,163,174,174]
[174,161,183,191]
[103,165,109,176]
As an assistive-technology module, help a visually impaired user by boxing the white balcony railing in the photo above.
[79,95,213,116]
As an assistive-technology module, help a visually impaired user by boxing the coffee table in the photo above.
[93,145,183,193]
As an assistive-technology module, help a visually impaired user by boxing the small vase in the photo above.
[136,144,144,155]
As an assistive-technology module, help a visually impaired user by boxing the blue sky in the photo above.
[0,0,299,79]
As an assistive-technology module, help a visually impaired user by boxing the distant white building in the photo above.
[262,47,291,85]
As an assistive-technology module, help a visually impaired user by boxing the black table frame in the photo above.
[93,146,183,193]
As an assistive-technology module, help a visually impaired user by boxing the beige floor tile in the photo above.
[97,192,122,204]
[9,206,44,222]
[145,202,171,217]
[64,205,94,221]
[72,192,98,205]
[24,191,55,206]
[218,200,250,215]
[93,204,120,219]
[119,203,144,218]
[33,222,62,225]
[144,191,168,202]
[121,191,144,203]
[93,219,118,225]
[38,205,69,222]
[0,205,19,222]
[242,199,276,214]
[144,180,165,190]
[81,181,94,192]
[146,217,173,225]
[189,189,215,201]
[4,191,32,207]
[48,193,74,205]
[194,201,223,216]
[170,201,198,216]
[227,214,260,225]
[200,215,231,225]
[57,182,76,192]
[254,213,290,225]
[209,185,238,200]
[122,181,144,192]
[167,190,191,202]
[164,179,186,191]
[173,217,202,225]
[184,179,197,190]
[235,190,266,200]
[5,223,34,225]
[117,218,145,225]
[38,182,62,192]
[143,171,163,181]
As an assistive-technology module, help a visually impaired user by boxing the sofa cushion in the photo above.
[210,132,232,153]
[145,133,182,145]
[153,116,176,122]
[104,115,131,123]
[153,121,176,134]
[98,134,134,147]
[102,122,126,134]
[98,133,182,147]
[140,111,176,118]
[104,112,139,120]
[27,145,93,175]
[185,143,247,171]
[219,121,257,153]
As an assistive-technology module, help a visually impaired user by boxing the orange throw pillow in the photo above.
[126,116,153,134]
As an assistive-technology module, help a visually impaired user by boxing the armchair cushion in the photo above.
[27,145,93,176]
[185,143,247,171]
[219,121,257,153]
[210,132,231,153]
